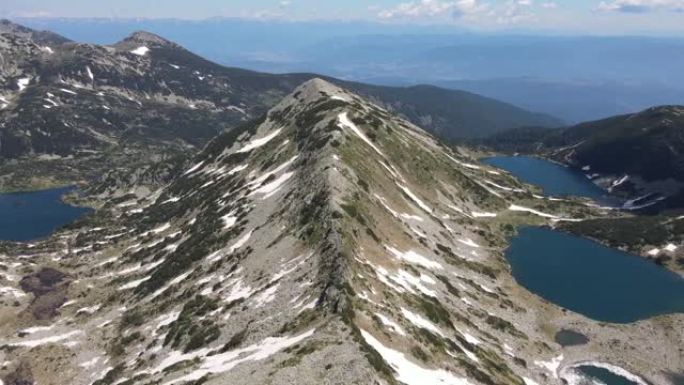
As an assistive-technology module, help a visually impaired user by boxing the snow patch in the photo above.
[534,355,564,379]
[375,313,406,336]
[237,128,282,153]
[117,276,151,291]
[183,161,205,175]
[360,329,471,385]
[17,77,30,91]
[386,246,443,270]
[250,171,294,199]
[472,211,497,218]
[252,284,279,307]
[338,112,385,156]
[222,215,238,229]
[86,66,94,81]
[130,46,150,56]
[8,330,82,348]
[457,238,480,248]
[397,184,432,213]
[331,95,350,102]
[401,308,445,337]
[509,204,558,219]
[157,329,316,385]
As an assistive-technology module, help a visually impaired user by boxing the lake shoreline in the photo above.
[481,153,684,276]
[0,186,93,243]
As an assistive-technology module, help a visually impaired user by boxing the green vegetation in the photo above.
[219,328,249,353]
[164,295,221,352]
[435,274,460,297]
[485,315,527,339]
[278,309,319,335]
[439,245,498,279]
[298,190,330,246]
[92,365,125,385]
[280,342,324,367]
[411,294,453,329]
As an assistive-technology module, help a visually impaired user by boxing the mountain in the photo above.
[0,19,71,46]
[0,20,559,193]
[483,106,684,209]
[341,83,560,140]
[439,78,684,124]
[15,18,684,123]
[0,79,679,385]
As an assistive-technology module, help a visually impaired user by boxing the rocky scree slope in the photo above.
[0,79,680,385]
[0,20,558,194]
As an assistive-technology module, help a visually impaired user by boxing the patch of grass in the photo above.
[435,274,460,297]
[411,345,430,362]
[218,327,248,353]
[485,315,527,339]
[341,201,367,226]
[413,295,453,328]
[164,295,221,351]
[279,309,319,335]
[280,342,322,367]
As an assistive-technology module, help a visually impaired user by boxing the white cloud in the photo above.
[598,0,684,12]
[541,2,558,8]
[377,0,488,19]
[375,0,545,23]
[495,0,537,23]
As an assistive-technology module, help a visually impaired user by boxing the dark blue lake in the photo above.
[482,156,619,205]
[0,186,91,242]
[506,227,684,323]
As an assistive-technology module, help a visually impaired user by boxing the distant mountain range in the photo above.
[483,105,684,209]
[0,19,559,192]
[14,17,683,123]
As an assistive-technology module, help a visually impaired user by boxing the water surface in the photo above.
[0,186,91,242]
[482,156,618,205]
[506,227,684,323]
[577,366,638,385]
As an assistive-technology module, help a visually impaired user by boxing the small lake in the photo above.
[482,156,618,205]
[0,186,91,242]
[506,227,684,323]
[577,366,638,385]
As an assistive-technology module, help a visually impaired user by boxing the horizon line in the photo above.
[5,15,684,38]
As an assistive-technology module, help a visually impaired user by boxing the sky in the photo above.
[2,0,684,35]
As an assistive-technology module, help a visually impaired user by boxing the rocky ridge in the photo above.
[0,79,680,385]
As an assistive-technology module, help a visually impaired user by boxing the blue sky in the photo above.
[2,0,684,34]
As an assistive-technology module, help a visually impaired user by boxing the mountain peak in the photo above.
[117,30,177,48]
[0,19,70,45]
[290,77,355,104]
[639,105,684,118]
[298,77,337,92]
[0,19,29,34]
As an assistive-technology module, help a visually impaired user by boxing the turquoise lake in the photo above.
[0,186,91,242]
[482,155,619,205]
